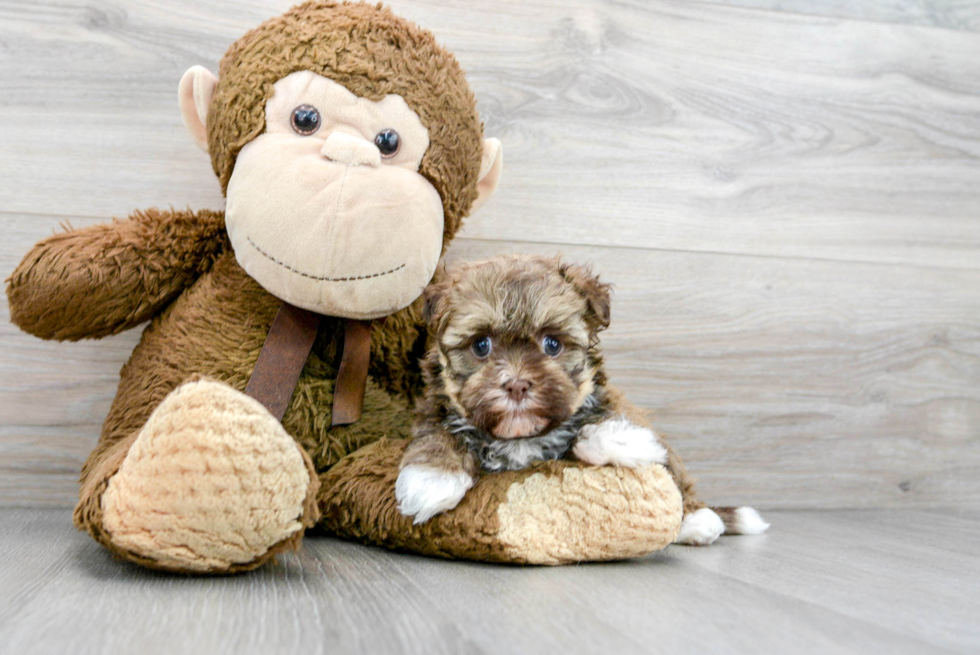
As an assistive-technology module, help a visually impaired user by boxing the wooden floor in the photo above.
[0,508,976,655]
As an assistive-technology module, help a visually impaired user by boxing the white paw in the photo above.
[572,417,668,468]
[675,507,725,546]
[395,465,474,525]
[732,507,770,535]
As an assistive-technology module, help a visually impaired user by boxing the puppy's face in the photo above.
[427,255,610,439]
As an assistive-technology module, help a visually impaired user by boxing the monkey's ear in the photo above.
[178,66,218,152]
[559,262,612,334]
[469,138,503,214]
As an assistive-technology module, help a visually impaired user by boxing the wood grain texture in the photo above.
[1,508,976,654]
[443,0,980,270]
[707,0,980,32]
[1,0,979,509]
[2,0,979,266]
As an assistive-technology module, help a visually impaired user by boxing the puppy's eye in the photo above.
[472,336,492,358]
[291,105,321,135]
[374,129,400,157]
[542,336,562,357]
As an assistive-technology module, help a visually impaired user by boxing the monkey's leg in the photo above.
[74,378,319,573]
[316,438,682,565]
[603,387,769,546]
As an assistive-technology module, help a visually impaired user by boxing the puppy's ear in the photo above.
[423,264,453,329]
[559,261,612,334]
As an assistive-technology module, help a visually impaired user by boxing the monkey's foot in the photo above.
[99,379,318,573]
[319,439,683,565]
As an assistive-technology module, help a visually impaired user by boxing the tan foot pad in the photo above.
[318,439,683,565]
[101,379,312,572]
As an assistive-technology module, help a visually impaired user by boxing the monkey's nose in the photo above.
[504,379,532,402]
[320,132,381,167]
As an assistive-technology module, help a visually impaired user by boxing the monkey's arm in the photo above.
[7,208,228,341]
[603,385,705,514]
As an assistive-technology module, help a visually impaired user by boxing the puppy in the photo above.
[395,254,769,545]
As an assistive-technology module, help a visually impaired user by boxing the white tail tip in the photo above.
[733,507,770,535]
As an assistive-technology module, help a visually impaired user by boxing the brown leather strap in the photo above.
[331,319,372,426]
[245,301,321,422]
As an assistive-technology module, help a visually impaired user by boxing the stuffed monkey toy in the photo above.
[6,1,682,573]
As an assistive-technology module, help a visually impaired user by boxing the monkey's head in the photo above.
[178,1,502,319]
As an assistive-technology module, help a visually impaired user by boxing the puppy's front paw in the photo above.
[675,507,725,546]
[395,465,474,525]
[573,417,668,468]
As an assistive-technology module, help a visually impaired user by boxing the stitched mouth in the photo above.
[247,237,406,282]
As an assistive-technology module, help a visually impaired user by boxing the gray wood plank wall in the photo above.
[1,0,978,509]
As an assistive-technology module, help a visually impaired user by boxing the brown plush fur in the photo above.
[10,206,429,568]
[6,208,227,341]
[6,2,685,572]
[208,1,483,250]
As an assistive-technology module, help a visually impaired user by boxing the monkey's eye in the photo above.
[471,336,492,358]
[542,336,562,357]
[374,129,400,158]
[291,105,321,135]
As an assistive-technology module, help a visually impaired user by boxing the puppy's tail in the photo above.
[711,506,771,535]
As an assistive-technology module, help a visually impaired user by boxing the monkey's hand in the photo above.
[7,208,226,340]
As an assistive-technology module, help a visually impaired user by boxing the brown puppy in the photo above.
[396,254,770,544]
[396,254,666,524]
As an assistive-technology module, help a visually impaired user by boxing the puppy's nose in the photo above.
[505,379,532,402]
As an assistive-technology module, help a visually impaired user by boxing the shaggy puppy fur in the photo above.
[395,255,665,524]
[395,254,771,544]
